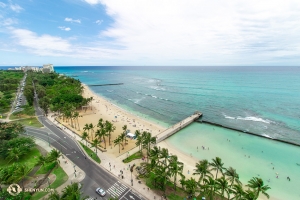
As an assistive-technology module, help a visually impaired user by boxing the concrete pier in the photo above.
[156,111,202,143]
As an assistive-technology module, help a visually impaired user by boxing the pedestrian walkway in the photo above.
[46,114,163,200]
[107,181,128,198]
[34,139,86,199]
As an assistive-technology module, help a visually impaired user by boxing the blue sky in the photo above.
[0,0,300,66]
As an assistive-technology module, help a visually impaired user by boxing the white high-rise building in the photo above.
[42,64,54,73]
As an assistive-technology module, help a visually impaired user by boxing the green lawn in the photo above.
[0,147,41,169]
[31,166,68,200]
[35,162,56,175]
[79,141,101,163]
[123,151,143,163]
[12,117,43,128]
[10,105,36,120]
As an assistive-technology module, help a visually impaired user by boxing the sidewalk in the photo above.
[46,115,162,200]
[34,139,85,199]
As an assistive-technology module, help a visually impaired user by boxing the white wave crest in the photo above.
[149,86,166,91]
[237,116,272,124]
[223,113,272,124]
[262,133,273,139]
[223,113,235,119]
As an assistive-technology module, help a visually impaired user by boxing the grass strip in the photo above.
[35,162,56,175]
[79,141,101,163]
[31,166,68,200]
[0,147,41,169]
[123,151,143,163]
[13,117,43,128]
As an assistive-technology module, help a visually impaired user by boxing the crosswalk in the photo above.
[107,181,128,198]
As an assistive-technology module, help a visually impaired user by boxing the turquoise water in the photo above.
[53,66,300,144]
[51,66,300,199]
[3,65,297,199]
[167,123,300,199]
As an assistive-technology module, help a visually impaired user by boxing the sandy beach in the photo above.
[57,84,277,200]
[58,84,165,157]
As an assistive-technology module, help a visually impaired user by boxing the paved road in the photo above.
[25,92,143,200]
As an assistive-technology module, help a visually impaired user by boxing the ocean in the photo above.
[53,66,300,144]
[53,66,300,200]
[2,66,300,199]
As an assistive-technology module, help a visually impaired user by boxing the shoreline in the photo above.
[61,83,279,200]
[58,83,165,158]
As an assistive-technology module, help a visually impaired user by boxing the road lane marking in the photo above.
[26,130,68,150]
[107,182,128,198]
[118,189,131,200]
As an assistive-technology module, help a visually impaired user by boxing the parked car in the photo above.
[95,187,106,197]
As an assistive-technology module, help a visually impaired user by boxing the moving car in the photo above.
[95,187,106,197]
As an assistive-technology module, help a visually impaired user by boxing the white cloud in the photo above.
[83,0,300,65]
[58,26,71,31]
[95,19,103,25]
[83,0,102,5]
[10,3,23,13]
[9,28,118,59]
[1,18,18,26]
[65,17,81,23]
[10,28,72,55]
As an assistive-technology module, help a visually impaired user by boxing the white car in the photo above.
[95,187,106,197]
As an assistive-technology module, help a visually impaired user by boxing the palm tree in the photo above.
[122,125,128,144]
[224,167,241,186]
[48,149,61,168]
[230,184,245,200]
[179,174,186,190]
[35,155,48,167]
[60,182,87,200]
[246,177,270,199]
[73,111,80,130]
[89,123,95,140]
[95,127,108,149]
[14,164,31,190]
[48,190,61,200]
[153,165,170,196]
[135,132,143,151]
[193,159,213,183]
[149,146,161,166]
[210,157,225,179]
[114,136,123,154]
[203,176,216,200]
[185,177,198,197]
[243,189,257,200]
[7,147,24,163]
[83,123,90,139]
[120,132,126,147]
[81,131,89,146]
[105,120,116,146]
[215,176,231,199]
[97,118,104,129]
[142,132,156,162]
[169,155,184,191]
[159,147,169,166]
[92,138,100,154]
